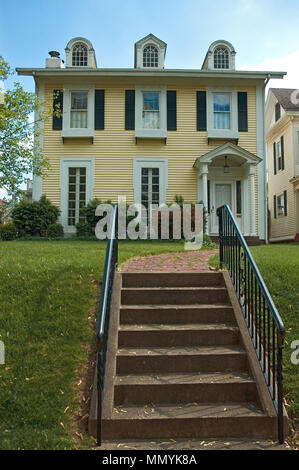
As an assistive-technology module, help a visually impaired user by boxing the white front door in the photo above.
[210,182,232,233]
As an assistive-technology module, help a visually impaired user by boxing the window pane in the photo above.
[71,92,88,110]
[213,93,231,129]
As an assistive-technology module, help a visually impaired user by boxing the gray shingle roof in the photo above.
[271,88,299,111]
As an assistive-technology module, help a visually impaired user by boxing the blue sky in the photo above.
[1,0,299,92]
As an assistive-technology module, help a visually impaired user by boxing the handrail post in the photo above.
[217,207,224,269]
[277,332,284,444]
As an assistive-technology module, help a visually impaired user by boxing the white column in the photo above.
[249,164,256,236]
[201,164,209,235]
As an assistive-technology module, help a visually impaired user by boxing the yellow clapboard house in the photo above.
[17,34,285,241]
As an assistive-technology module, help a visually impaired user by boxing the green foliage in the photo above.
[75,222,94,237]
[202,234,218,249]
[0,222,17,240]
[11,195,60,237]
[0,56,60,200]
[75,198,113,237]
[47,223,64,238]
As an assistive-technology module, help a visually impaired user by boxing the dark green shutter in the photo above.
[167,90,177,130]
[281,135,285,170]
[125,90,135,130]
[52,90,63,130]
[283,190,287,216]
[274,195,277,219]
[95,90,105,130]
[197,91,206,131]
[238,92,248,132]
[273,142,277,175]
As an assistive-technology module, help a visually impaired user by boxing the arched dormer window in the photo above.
[143,45,159,68]
[72,43,88,66]
[214,47,229,69]
[65,38,97,68]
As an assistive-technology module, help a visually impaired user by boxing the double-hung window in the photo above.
[206,88,239,140]
[213,93,231,130]
[135,86,167,139]
[70,92,88,128]
[62,86,95,138]
[142,92,160,129]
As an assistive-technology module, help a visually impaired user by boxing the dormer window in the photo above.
[134,34,167,69]
[72,43,88,66]
[202,40,236,71]
[214,47,229,69]
[65,37,97,68]
[143,45,159,68]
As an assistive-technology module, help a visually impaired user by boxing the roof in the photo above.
[270,88,299,111]
[16,67,286,82]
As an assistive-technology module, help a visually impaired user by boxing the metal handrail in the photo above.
[217,204,285,443]
[96,204,118,446]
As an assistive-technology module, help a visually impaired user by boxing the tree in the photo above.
[0,57,60,202]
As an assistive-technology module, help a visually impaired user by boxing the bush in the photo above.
[11,195,60,237]
[47,223,64,238]
[0,222,17,241]
[75,222,94,237]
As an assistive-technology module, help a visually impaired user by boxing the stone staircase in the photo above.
[90,271,282,442]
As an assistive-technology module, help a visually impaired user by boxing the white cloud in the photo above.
[240,49,299,91]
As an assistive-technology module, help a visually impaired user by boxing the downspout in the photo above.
[263,74,271,243]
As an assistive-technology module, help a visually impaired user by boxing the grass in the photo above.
[209,244,299,421]
[0,239,188,450]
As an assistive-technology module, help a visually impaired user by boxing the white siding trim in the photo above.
[256,84,267,241]
[32,81,44,201]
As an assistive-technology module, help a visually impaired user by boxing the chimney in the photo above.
[45,51,65,68]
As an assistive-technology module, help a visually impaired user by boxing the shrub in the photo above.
[47,223,64,238]
[75,222,94,237]
[11,195,60,237]
[0,222,17,241]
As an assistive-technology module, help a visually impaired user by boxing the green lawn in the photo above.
[209,244,299,421]
[0,240,186,450]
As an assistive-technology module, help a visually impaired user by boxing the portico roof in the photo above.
[193,142,262,169]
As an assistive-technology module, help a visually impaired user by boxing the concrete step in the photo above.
[121,287,230,306]
[103,403,276,440]
[116,345,248,374]
[118,323,239,347]
[122,272,225,288]
[114,371,257,405]
[119,305,236,325]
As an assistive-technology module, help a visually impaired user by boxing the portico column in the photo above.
[201,164,209,234]
[249,164,256,236]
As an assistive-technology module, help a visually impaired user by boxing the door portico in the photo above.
[194,142,262,236]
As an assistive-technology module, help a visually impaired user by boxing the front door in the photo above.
[210,182,232,233]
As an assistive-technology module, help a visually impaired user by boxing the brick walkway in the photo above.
[121,249,218,272]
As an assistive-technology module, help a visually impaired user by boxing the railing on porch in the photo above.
[96,204,118,446]
[217,204,285,443]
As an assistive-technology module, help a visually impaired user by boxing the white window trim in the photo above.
[133,158,168,205]
[135,85,167,139]
[206,87,239,140]
[277,193,285,217]
[60,157,95,233]
[62,84,95,138]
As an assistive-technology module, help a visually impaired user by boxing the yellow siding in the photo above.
[267,120,297,239]
[42,84,257,210]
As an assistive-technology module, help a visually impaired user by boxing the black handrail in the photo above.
[96,204,118,446]
[217,204,285,444]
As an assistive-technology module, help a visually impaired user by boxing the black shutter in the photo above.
[238,92,248,132]
[283,190,287,216]
[275,102,281,122]
[95,90,105,130]
[207,180,210,214]
[125,90,135,130]
[273,142,277,175]
[52,89,63,130]
[197,91,206,131]
[274,195,277,219]
[167,90,177,130]
[281,135,285,170]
